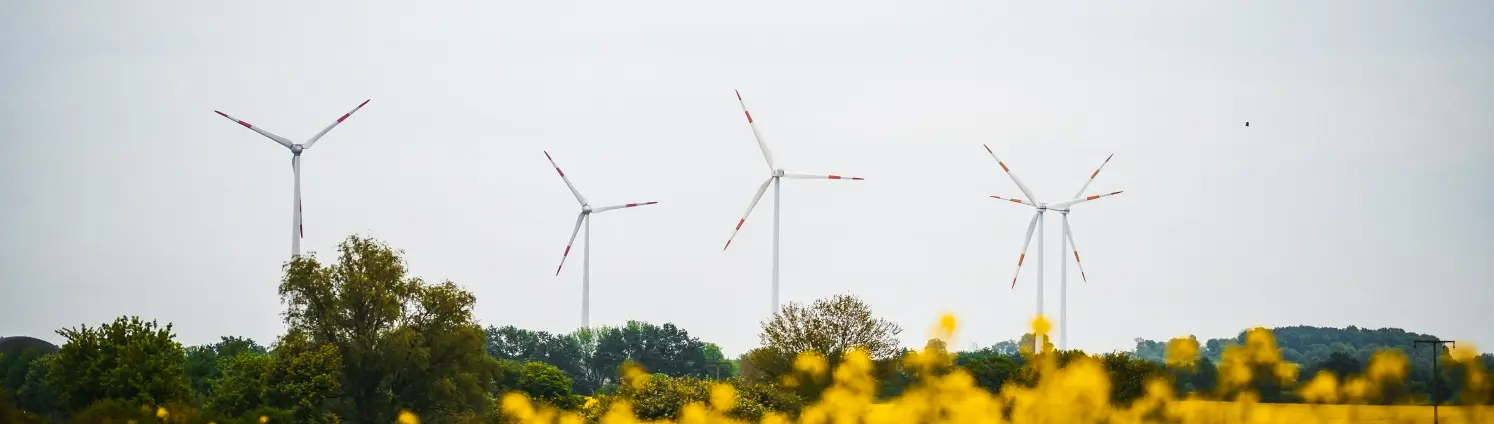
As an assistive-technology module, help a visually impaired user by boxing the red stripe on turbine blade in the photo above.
[544,151,553,160]
[999,162,1010,172]
[214,111,229,118]
[723,240,732,250]
[1081,272,1088,281]
[851,177,864,180]
[983,144,993,153]
[238,120,253,129]
[744,111,753,123]
[1086,195,1100,200]
[1011,277,1018,289]
[1110,191,1123,195]
[828,175,842,179]
[626,203,638,207]
[734,219,745,231]
[1017,253,1025,266]
[358,99,371,108]
[1090,169,1100,179]
[555,168,565,177]
[300,224,304,238]
[1073,251,1081,262]
[337,113,351,123]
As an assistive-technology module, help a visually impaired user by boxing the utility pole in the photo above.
[1413,339,1455,424]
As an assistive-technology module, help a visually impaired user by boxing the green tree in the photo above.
[957,349,1021,394]
[515,362,579,408]
[593,321,711,382]
[748,294,902,401]
[43,316,190,413]
[1311,351,1363,379]
[183,336,267,401]
[1099,352,1167,406]
[278,235,498,423]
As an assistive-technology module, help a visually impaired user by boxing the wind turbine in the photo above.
[722,90,865,317]
[545,151,659,329]
[983,145,1122,352]
[214,99,371,258]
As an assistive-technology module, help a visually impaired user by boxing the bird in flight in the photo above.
[1245,122,1250,127]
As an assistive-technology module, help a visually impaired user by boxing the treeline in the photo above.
[1,234,1490,422]
[1135,326,1494,403]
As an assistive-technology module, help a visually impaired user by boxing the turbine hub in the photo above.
[772,169,784,177]
[582,205,593,213]
[291,144,305,154]
[1037,205,1049,212]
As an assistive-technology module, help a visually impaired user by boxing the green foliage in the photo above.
[594,321,713,380]
[746,294,903,401]
[590,375,802,422]
[184,336,267,402]
[955,348,1021,394]
[278,234,496,423]
[514,361,579,408]
[1097,352,1167,406]
[44,316,191,414]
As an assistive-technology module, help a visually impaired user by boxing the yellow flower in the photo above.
[1030,315,1052,336]
[258,416,268,424]
[1164,336,1200,369]
[1449,341,1479,362]
[709,382,736,412]
[396,410,420,424]
[156,406,168,419]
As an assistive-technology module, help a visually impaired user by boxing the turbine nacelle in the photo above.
[772,169,785,177]
[581,204,593,214]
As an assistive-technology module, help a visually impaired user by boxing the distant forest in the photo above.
[1132,325,1494,402]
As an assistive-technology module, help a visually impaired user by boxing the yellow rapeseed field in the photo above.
[491,314,1491,424]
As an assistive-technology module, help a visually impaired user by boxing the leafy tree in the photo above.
[278,234,499,423]
[43,316,190,413]
[753,294,902,379]
[515,362,580,408]
[484,325,593,393]
[593,321,712,381]
[1098,352,1167,406]
[1309,351,1362,379]
[957,349,1021,394]
[590,374,801,422]
[13,355,57,418]
[183,336,267,401]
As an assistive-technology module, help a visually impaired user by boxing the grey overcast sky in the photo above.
[2,1,1492,356]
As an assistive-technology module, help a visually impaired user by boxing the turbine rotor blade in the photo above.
[555,212,587,275]
[593,201,659,213]
[1071,154,1114,199]
[543,151,589,206]
[1010,211,1041,288]
[723,177,774,250]
[303,99,371,149]
[990,195,1036,207]
[214,110,294,149]
[1063,217,1088,282]
[1048,191,1124,209]
[781,171,864,180]
[735,90,777,170]
[982,145,1039,204]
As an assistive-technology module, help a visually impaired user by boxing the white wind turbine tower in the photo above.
[214,99,371,258]
[983,145,1123,352]
[722,90,865,317]
[544,151,660,329]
